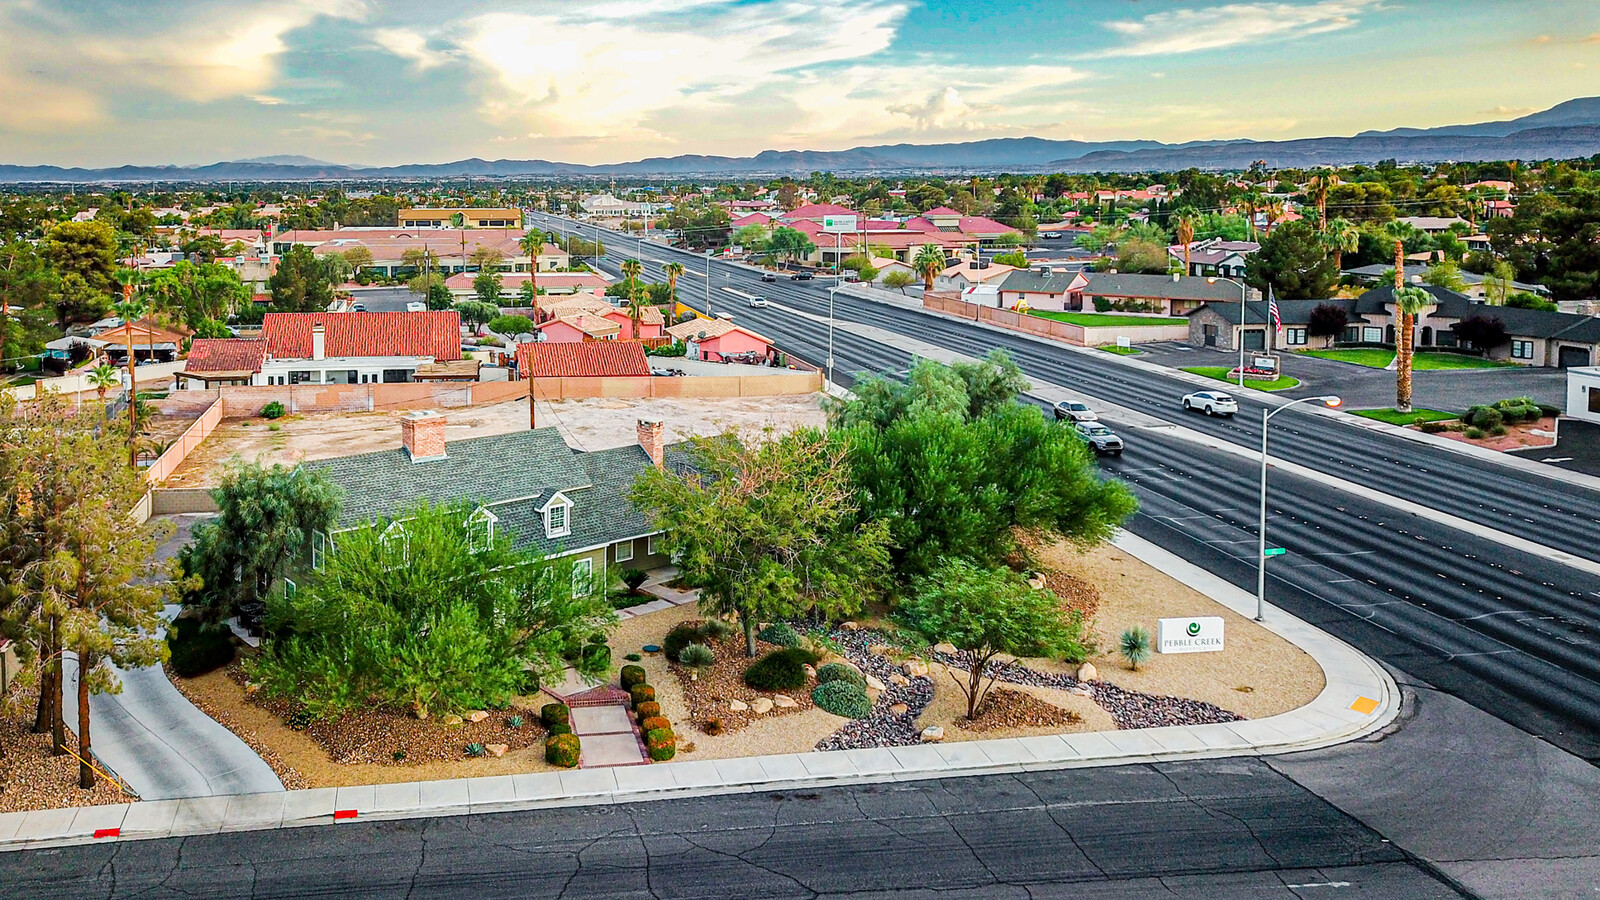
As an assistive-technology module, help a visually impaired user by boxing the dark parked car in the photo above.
[760,273,777,282]
[790,272,813,281]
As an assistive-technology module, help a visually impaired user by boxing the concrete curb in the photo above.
[0,532,1397,853]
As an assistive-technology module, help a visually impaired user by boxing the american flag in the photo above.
[1268,291,1284,338]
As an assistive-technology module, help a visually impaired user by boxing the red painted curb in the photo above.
[93,828,120,839]
[333,809,358,820]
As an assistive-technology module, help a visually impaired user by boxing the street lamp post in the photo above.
[1206,276,1250,387]
[824,286,838,391]
[1256,394,1342,620]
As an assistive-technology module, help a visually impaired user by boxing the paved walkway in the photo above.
[0,529,1397,850]
[57,604,283,802]
[570,704,646,768]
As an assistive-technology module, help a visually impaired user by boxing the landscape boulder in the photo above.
[920,726,944,743]
[485,743,508,758]
[1077,662,1098,682]
[751,697,774,714]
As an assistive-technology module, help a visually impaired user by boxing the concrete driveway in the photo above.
[58,515,282,801]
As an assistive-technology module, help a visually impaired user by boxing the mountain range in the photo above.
[4,98,1599,183]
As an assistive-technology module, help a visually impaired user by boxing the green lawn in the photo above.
[1028,310,1188,328]
[1099,345,1141,356]
[1183,366,1302,392]
[1350,408,1458,426]
[1298,349,1512,370]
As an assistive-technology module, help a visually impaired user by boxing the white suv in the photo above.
[1183,390,1239,417]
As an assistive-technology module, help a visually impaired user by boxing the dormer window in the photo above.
[542,492,572,539]
[380,521,409,565]
[468,507,498,553]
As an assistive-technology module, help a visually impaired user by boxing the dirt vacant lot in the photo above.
[165,393,827,487]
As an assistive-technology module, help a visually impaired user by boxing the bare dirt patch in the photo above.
[959,687,1082,732]
[1033,541,1325,720]
[169,662,560,789]
[0,684,134,813]
[166,394,826,487]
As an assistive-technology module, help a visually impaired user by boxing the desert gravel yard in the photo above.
[165,394,827,488]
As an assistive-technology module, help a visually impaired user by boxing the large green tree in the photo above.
[253,502,614,719]
[178,461,341,620]
[630,427,891,657]
[831,355,1137,583]
[1245,220,1338,299]
[41,221,118,296]
[268,245,334,312]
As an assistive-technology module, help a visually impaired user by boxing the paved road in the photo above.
[13,683,1600,899]
[552,215,1600,761]
[553,214,1600,570]
[59,516,283,800]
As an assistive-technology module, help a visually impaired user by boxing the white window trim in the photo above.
[311,530,328,571]
[541,492,572,539]
[467,507,499,553]
[380,521,409,565]
[614,539,634,563]
[1511,340,1534,360]
[571,557,593,595]
[646,534,660,556]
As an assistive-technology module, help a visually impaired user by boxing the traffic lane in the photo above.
[0,763,1464,900]
[1103,440,1600,745]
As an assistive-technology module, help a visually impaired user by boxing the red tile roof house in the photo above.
[663,317,776,364]
[444,271,610,301]
[600,305,665,340]
[532,313,622,344]
[515,340,652,379]
[175,311,464,388]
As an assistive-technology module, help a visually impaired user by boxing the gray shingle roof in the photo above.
[1080,273,1248,303]
[1195,298,1353,326]
[303,427,666,557]
[1355,286,1600,342]
[998,270,1081,294]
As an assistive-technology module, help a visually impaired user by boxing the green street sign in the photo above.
[1263,547,1287,557]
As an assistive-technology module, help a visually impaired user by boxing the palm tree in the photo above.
[87,364,119,400]
[1392,285,1432,414]
[662,262,685,310]
[1323,218,1360,272]
[1261,198,1286,235]
[1237,193,1263,240]
[112,296,149,464]
[1305,173,1340,231]
[620,258,644,339]
[519,228,546,299]
[1174,214,1196,275]
[913,244,946,292]
[1382,221,1411,289]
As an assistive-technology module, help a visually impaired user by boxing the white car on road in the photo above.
[747,297,769,308]
[1052,400,1098,423]
[1182,390,1238,417]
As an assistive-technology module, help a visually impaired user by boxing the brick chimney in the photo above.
[636,419,664,469]
[312,323,326,361]
[402,411,447,462]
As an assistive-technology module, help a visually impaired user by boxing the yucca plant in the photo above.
[1119,626,1152,672]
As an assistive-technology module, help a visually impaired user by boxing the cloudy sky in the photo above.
[2,0,1597,167]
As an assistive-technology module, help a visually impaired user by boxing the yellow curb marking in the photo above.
[1350,696,1379,715]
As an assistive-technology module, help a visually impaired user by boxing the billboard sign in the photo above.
[821,215,858,234]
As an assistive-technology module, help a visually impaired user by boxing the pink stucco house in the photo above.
[601,305,666,340]
[663,317,774,363]
[533,313,620,344]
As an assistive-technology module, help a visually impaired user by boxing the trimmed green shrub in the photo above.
[582,643,611,671]
[1488,424,1508,436]
[678,643,715,669]
[699,618,734,640]
[260,400,286,420]
[635,700,661,722]
[546,721,573,736]
[1464,426,1485,439]
[756,622,800,649]
[630,683,657,707]
[663,623,707,662]
[624,653,642,662]
[640,715,671,733]
[621,568,648,590]
[645,727,676,762]
[1420,421,1449,434]
[166,617,236,678]
[541,702,570,728]
[1469,406,1503,429]
[742,648,820,691]
[1538,403,1562,419]
[815,662,865,689]
[811,680,873,718]
[1461,405,1486,424]
[620,664,647,689]
[545,733,581,768]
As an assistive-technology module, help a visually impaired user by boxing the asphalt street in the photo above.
[553,215,1600,570]
[551,215,1600,760]
[14,683,1600,900]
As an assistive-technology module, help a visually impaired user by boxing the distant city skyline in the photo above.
[2,0,1597,168]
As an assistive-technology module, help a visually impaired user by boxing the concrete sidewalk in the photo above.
[58,606,283,803]
[0,530,1396,852]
